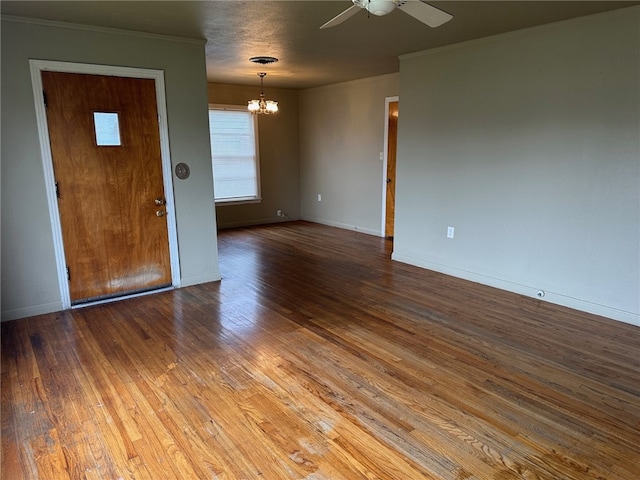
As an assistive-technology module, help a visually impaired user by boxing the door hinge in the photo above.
[43,91,48,108]
[66,266,70,281]
[55,181,60,199]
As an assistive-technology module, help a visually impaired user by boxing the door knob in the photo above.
[156,210,166,217]
[154,198,166,205]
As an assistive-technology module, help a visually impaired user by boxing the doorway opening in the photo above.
[382,96,399,240]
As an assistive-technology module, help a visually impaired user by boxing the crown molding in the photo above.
[1,14,205,45]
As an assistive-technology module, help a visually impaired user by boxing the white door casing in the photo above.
[29,59,181,310]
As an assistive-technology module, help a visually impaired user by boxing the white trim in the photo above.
[152,72,182,288]
[399,5,639,62]
[208,104,262,204]
[301,72,399,93]
[217,216,290,230]
[29,60,181,309]
[1,302,64,323]
[381,96,399,237]
[215,198,263,206]
[210,103,248,111]
[301,217,381,237]
[29,61,70,308]
[391,252,640,328]
[2,14,205,45]
[180,272,222,288]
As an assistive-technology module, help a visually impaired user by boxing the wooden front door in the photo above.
[385,100,398,238]
[42,71,171,304]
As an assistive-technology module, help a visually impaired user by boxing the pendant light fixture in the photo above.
[247,56,279,115]
[247,73,278,115]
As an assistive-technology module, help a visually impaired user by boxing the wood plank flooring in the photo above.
[2,221,639,479]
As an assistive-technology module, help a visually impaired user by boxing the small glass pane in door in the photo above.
[93,112,121,146]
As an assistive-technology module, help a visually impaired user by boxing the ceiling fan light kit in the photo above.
[247,72,278,115]
[361,0,397,16]
[320,0,453,29]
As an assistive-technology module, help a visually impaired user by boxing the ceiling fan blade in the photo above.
[320,5,361,29]
[399,1,452,28]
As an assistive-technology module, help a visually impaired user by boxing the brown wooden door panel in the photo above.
[42,72,171,302]
[385,101,398,239]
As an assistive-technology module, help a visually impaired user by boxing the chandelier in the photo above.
[247,72,278,115]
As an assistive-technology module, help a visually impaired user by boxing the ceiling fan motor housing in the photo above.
[353,0,406,16]
[323,0,450,30]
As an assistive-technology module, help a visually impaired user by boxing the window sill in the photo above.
[215,198,262,206]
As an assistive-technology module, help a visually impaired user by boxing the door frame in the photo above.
[29,60,181,309]
[381,96,399,236]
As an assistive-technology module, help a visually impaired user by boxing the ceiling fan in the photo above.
[320,0,453,29]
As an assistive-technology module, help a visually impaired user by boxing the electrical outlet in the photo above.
[276,209,282,217]
[447,226,455,239]
[317,194,322,202]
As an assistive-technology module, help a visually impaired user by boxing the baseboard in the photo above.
[392,252,640,328]
[217,217,290,230]
[1,275,222,322]
[180,272,221,288]
[302,217,382,237]
[1,301,64,322]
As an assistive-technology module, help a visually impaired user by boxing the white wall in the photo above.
[1,18,220,321]
[394,8,639,325]
[299,74,399,235]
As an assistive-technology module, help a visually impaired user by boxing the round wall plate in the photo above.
[175,162,190,180]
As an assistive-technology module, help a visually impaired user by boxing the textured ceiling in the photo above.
[2,1,637,89]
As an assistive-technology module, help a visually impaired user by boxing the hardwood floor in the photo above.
[2,221,639,479]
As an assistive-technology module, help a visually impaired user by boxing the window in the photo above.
[208,105,261,204]
[93,112,122,146]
